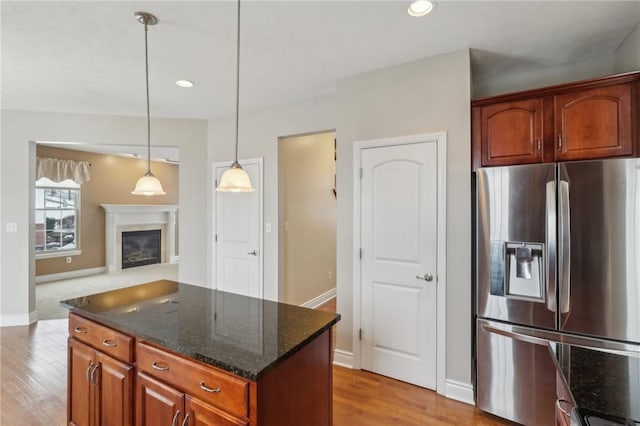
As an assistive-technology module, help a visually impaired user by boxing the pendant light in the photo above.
[216,0,255,193]
[132,11,166,196]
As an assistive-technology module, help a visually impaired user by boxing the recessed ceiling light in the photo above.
[408,0,435,17]
[176,80,194,88]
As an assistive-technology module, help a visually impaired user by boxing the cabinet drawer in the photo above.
[69,313,134,363]
[137,341,250,419]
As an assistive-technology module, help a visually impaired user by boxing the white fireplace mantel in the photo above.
[101,204,178,273]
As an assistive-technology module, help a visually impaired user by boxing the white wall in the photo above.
[0,110,208,324]
[207,95,336,302]
[615,22,640,73]
[336,49,472,385]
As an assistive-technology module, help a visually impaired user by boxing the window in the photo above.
[35,178,81,257]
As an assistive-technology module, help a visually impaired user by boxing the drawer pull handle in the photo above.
[171,410,180,426]
[556,399,571,418]
[74,326,88,334]
[152,361,170,371]
[85,362,95,381]
[102,339,117,348]
[199,381,221,393]
[181,413,190,426]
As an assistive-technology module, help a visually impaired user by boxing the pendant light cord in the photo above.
[234,0,241,164]
[144,20,152,174]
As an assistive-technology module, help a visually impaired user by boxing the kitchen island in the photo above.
[550,342,640,426]
[61,279,340,426]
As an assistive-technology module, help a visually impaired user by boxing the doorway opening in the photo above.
[278,131,336,307]
[32,141,180,320]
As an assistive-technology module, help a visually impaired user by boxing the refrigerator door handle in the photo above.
[558,180,571,314]
[480,320,640,358]
[545,181,557,313]
[482,322,550,347]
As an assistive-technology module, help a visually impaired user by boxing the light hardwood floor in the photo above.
[0,299,513,425]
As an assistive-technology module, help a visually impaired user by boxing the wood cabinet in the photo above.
[68,312,334,426]
[136,342,250,426]
[479,98,544,166]
[137,372,248,426]
[67,338,134,426]
[472,71,640,169]
[554,84,632,160]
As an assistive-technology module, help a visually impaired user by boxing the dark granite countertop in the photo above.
[61,280,340,381]
[549,342,640,425]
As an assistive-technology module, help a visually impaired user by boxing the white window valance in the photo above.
[36,156,91,184]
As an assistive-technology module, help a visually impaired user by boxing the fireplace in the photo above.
[122,229,161,269]
[101,204,178,273]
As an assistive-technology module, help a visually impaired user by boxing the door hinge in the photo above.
[359,248,362,259]
[359,329,363,340]
[359,168,363,179]
[215,234,218,242]
[215,179,218,187]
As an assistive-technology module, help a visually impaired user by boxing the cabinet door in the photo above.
[554,83,632,160]
[185,396,248,426]
[481,98,544,166]
[68,338,95,426]
[95,351,134,426]
[136,372,184,426]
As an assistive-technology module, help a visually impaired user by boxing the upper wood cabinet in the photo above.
[472,71,640,169]
[480,98,544,166]
[554,84,632,160]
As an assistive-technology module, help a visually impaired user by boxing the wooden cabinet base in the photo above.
[68,313,334,426]
[257,330,332,426]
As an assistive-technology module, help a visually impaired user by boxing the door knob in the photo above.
[248,250,258,256]
[416,273,434,282]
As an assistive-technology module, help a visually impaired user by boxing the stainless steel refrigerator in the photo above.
[475,158,640,425]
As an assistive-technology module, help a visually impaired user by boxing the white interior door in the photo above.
[359,141,438,389]
[214,159,262,298]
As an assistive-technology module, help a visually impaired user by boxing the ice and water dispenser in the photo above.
[490,241,545,302]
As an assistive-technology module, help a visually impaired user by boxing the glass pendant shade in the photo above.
[131,172,166,196]
[216,162,254,192]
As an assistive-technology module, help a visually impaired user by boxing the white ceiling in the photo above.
[2,0,640,123]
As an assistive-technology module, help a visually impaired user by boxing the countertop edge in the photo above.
[65,307,340,381]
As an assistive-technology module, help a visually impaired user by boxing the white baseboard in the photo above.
[445,379,475,405]
[1,310,38,327]
[333,349,354,369]
[300,288,336,309]
[36,266,107,284]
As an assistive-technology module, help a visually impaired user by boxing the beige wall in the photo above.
[279,133,336,305]
[336,49,472,385]
[35,145,179,277]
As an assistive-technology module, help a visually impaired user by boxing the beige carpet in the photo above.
[36,263,178,320]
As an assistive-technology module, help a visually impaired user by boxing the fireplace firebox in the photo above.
[122,229,161,269]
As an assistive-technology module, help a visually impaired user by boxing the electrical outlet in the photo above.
[66,257,72,264]
[328,270,332,280]
[265,223,272,233]
[5,222,17,233]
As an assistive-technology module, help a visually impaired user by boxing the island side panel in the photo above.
[257,329,332,426]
